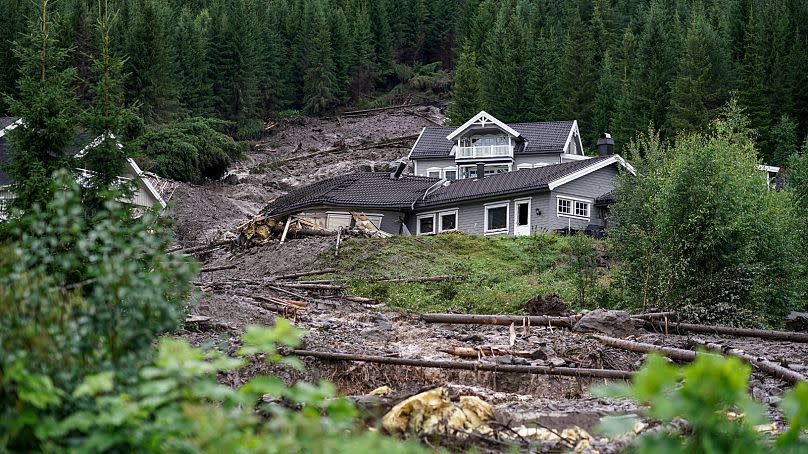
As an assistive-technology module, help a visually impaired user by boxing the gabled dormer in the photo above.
[446,111,519,162]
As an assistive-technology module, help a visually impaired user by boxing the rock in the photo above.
[223,173,241,185]
[573,309,638,338]
[530,345,556,360]
[525,293,569,316]
[548,358,567,367]
[784,312,808,332]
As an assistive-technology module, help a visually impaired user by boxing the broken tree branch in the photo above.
[438,347,534,359]
[271,268,338,280]
[644,321,808,343]
[691,338,807,384]
[288,350,634,380]
[337,103,422,117]
[274,282,344,291]
[199,264,237,273]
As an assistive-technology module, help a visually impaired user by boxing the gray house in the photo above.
[408,111,589,180]
[261,152,635,237]
[0,117,166,219]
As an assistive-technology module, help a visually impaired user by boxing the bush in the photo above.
[132,117,245,184]
[596,354,808,453]
[0,170,196,449]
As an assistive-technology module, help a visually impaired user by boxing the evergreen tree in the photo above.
[347,0,375,98]
[301,0,338,115]
[81,0,133,207]
[0,0,28,113]
[480,0,527,122]
[446,43,482,125]
[559,9,597,144]
[174,7,214,116]
[3,0,77,211]
[738,7,771,151]
[592,51,619,137]
[667,14,717,135]
[524,27,562,122]
[771,115,798,166]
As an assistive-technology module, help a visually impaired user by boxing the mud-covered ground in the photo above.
[166,106,808,452]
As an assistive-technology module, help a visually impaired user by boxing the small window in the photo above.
[574,201,589,218]
[427,168,441,178]
[444,170,457,181]
[485,204,508,233]
[327,212,352,230]
[418,215,435,235]
[557,198,572,215]
[439,211,457,232]
[516,164,532,170]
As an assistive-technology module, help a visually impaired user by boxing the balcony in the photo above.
[456,144,513,160]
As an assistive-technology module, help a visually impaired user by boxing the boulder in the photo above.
[525,293,569,316]
[784,312,808,332]
[573,309,638,338]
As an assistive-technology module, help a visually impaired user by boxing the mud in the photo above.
[167,105,808,452]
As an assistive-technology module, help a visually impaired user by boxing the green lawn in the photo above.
[321,232,613,314]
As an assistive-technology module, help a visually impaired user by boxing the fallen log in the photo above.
[199,264,237,273]
[692,338,807,384]
[421,313,582,328]
[275,282,344,291]
[288,350,634,380]
[338,103,421,116]
[379,275,459,284]
[592,335,706,362]
[341,295,377,304]
[271,268,338,280]
[250,294,308,309]
[265,284,311,300]
[644,321,808,343]
[632,311,678,320]
[265,135,420,168]
[438,347,534,359]
[241,294,305,315]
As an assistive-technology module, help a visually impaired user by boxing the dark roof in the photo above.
[0,137,10,185]
[409,120,576,159]
[595,190,615,206]
[261,173,441,218]
[416,157,610,208]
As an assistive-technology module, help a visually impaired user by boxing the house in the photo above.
[408,111,590,180]
[0,117,166,219]
[261,148,635,237]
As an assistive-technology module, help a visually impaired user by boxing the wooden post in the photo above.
[280,217,292,244]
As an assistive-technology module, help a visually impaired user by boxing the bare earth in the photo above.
[167,106,808,452]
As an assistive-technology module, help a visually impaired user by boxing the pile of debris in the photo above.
[236,211,391,247]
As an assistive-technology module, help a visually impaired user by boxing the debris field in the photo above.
[167,105,808,452]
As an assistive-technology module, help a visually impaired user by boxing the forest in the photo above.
[1,0,807,161]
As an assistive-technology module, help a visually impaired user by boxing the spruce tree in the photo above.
[667,14,715,135]
[592,51,619,138]
[174,7,214,116]
[447,43,482,125]
[81,0,133,208]
[771,115,798,166]
[0,0,28,113]
[738,7,771,151]
[480,0,526,122]
[4,0,77,212]
[524,28,562,122]
[559,9,597,143]
[301,0,338,115]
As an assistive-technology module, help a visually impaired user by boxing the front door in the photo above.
[514,199,531,236]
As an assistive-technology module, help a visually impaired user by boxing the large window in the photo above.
[485,203,509,234]
[417,209,458,235]
[557,196,591,220]
[459,164,511,179]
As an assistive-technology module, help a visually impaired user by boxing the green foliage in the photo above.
[612,103,805,324]
[563,233,599,307]
[595,354,808,453]
[328,233,608,313]
[772,115,799,166]
[447,43,482,125]
[0,170,195,449]
[132,117,244,183]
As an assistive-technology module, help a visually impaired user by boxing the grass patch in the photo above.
[321,232,613,314]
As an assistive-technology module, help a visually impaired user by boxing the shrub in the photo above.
[132,117,244,184]
[596,354,808,453]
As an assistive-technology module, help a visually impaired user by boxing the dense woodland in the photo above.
[1,0,807,161]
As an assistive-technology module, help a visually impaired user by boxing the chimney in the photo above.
[597,133,614,157]
[390,161,407,180]
[476,162,486,180]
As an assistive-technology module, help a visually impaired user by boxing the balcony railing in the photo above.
[456,145,513,159]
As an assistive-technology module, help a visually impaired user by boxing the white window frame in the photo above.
[438,209,459,233]
[417,213,437,235]
[484,202,510,234]
[326,211,353,230]
[426,167,442,178]
[516,163,532,170]
[556,195,592,221]
[443,166,458,181]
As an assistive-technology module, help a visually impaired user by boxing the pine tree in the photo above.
[592,51,619,137]
[175,7,214,116]
[559,9,597,143]
[4,0,78,211]
[447,43,482,125]
[667,14,716,135]
[771,115,798,166]
[524,27,562,122]
[738,6,771,151]
[480,0,527,122]
[301,0,338,115]
[81,0,133,205]
[347,0,375,98]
